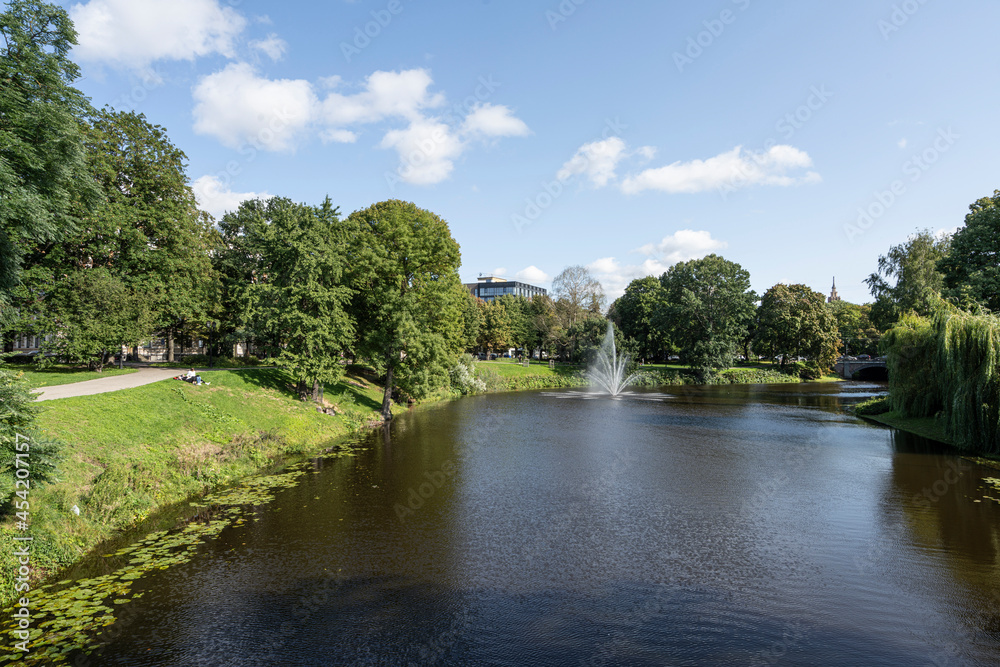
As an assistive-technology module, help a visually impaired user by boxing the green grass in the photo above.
[862,410,957,446]
[0,366,389,606]
[8,365,138,388]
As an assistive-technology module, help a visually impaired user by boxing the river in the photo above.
[16,382,1000,665]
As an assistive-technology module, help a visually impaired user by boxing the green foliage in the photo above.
[827,300,881,355]
[220,197,354,400]
[866,229,949,329]
[39,268,154,370]
[551,265,605,324]
[936,310,1000,454]
[940,190,1000,312]
[0,0,101,320]
[656,254,756,377]
[882,308,1000,455]
[477,298,513,354]
[609,276,669,362]
[881,312,943,417]
[347,200,465,418]
[853,396,891,416]
[756,283,840,370]
[0,369,62,498]
[449,354,486,395]
[716,367,801,385]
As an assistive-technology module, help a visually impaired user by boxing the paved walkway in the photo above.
[33,368,186,401]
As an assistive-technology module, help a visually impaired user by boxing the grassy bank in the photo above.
[862,410,958,447]
[0,367,388,606]
[10,365,138,388]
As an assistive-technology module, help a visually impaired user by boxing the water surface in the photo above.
[56,383,1000,665]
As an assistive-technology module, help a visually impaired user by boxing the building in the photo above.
[828,277,842,303]
[464,275,547,302]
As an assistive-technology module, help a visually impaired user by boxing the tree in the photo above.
[865,229,949,329]
[222,197,354,401]
[756,283,840,370]
[477,299,513,357]
[827,300,881,356]
[41,268,153,371]
[609,276,667,362]
[529,294,561,359]
[939,190,1000,312]
[551,265,605,325]
[347,201,465,421]
[458,290,482,353]
[18,109,218,362]
[0,0,101,321]
[655,254,756,376]
[496,294,533,355]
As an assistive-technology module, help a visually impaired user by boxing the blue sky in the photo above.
[57,0,1000,304]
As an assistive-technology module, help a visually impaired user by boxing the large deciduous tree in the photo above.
[939,190,1000,312]
[609,276,667,362]
[756,283,840,370]
[348,200,465,421]
[865,229,949,329]
[0,0,100,321]
[220,197,354,401]
[655,254,756,377]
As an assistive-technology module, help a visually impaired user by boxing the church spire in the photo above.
[828,277,841,303]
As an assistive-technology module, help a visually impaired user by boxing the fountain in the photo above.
[588,322,642,396]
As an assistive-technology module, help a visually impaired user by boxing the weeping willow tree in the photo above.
[936,310,1000,455]
[882,309,1000,455]
[881,312,942,418]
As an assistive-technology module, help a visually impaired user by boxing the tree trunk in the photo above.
[167,326,175,362]
[311,379,321,403]
[381,366,394,422]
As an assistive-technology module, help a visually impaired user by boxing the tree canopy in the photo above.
[0,0,100,321]
[656,254,756,375]
[347,200,465,420]
[865,229,949,329]
[940,190,1000,312]
[756,283,839,370]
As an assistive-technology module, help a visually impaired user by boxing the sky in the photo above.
[53,0,1000,304]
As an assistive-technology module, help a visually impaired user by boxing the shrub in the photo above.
[450,355,486,395]
[854,395,891,416]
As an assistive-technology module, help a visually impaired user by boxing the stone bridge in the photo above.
[834,358,888,380]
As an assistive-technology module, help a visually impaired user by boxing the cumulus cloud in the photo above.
[192,63,317,151]
[320,69,444,127]
[462,103,531,138]
[621,145,821,195]
[582,230,728,300]
[70,0,246,69]
[192,66,528,184]
[379,118,465,185]
[249,34,287,61]
[585,257,672,301]
[557,137,629,188]
[637,229,728,264]
[515,266,551,285]
[191,175,270,220]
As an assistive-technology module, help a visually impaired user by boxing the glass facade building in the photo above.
[464,276,547,302]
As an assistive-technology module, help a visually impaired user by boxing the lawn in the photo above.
[8,364,138,388]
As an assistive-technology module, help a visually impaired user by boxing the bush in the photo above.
[450,355,486,395]
[854,395,891,416]
[0,369,62,499]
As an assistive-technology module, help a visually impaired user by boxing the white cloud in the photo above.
[249,34,287,61]
[515,266,551,285]
[191,175,270,220]
[585,257,671,301]
[320,69,444,127]
[320,129,359,144]
[379,118,464,185]
[583,230,728,300]
[557,137,628,187]
[898,138,908,149]
[70,0,246,69]
[462,103,531,138]
[637,229,728,264]
[621,145,821,195]
[192,63,317,151]
[490,267,508,276]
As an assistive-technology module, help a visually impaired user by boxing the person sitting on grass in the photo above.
[185,368,197,383]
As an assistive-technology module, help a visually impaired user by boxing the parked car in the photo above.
[857,354,871,360]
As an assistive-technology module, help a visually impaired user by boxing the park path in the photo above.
[33,367,183,402]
